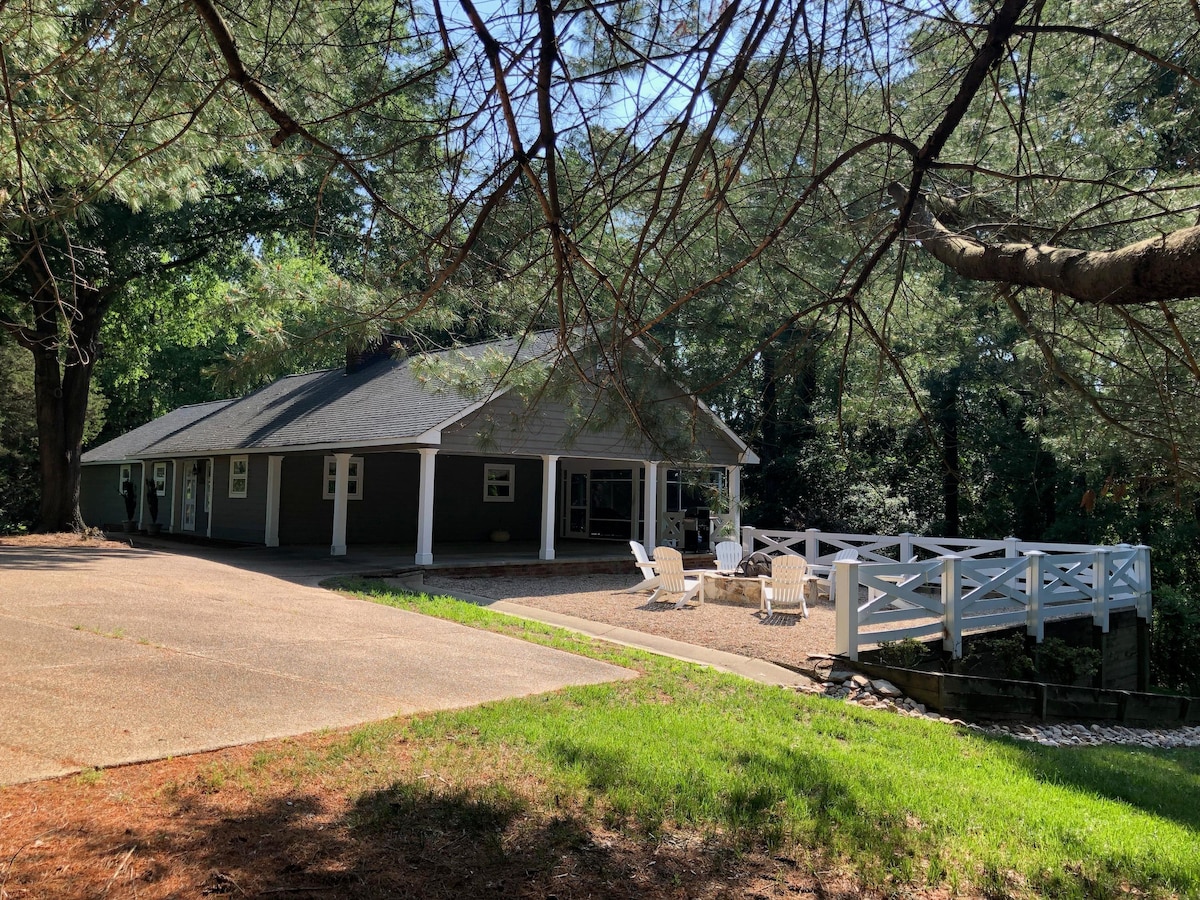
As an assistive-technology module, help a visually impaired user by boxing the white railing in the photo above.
[741,527,1152,660]
[741,526,1109,564]
[661,511,734,548]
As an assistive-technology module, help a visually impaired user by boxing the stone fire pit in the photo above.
[704,574,763,606]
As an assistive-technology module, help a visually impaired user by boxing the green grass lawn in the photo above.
[333,579,1200,899]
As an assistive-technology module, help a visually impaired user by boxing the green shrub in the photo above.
[1151,585,1200,695]
[1035,637,1101,686]
[963,634,1034,679]
[877,637,932,668]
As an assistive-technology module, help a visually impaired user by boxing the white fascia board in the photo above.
[427,385,512,433]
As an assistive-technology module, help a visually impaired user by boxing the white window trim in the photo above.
[152,461,168,496]
[483,463,515,502]
[322,455,364,500]
[118,464,132,492]
[229,455,249,499]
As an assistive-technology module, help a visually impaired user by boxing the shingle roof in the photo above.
[81,399,234,463]
[118,334,558,457]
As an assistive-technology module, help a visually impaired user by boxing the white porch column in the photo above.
[205,457,215,538]
[330,451,352,556]
[643,461,659,548]
[726,465,741,535]
[264,455,284,547]
[415,448,438,565]
[168,461,178,533]
[137,463,147,529]
[539,454,559,560]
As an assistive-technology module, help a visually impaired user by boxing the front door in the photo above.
[182,465,197,531]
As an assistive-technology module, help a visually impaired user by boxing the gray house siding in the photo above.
[439,393,743,464]
[278,452,422,545]
[80,463,142,528]
[275,452,541,545]
[144,460,177,532]
[209,454,269,543]
[278,455,329,544]
[432,455,543,543]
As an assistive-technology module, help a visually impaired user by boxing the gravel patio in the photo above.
[424,571,837,668]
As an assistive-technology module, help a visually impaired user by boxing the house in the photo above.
[80,334,758,563]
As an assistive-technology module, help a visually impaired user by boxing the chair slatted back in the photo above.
[770,555,809,604]
[630,540,656,577]
[653,546,687,592]
[714,540,742,572]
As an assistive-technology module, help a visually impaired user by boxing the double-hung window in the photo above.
[152,462,168,496]
[229,456,249,498]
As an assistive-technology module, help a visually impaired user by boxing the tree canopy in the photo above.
[7,0,1200,531]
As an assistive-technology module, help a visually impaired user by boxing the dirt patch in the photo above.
[0,531,127,549]
[0,732,894,900]
[425,572,838,668]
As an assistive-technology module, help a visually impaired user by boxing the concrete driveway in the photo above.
[0,542,634,785]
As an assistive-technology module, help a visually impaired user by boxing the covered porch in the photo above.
[277,449,746,565]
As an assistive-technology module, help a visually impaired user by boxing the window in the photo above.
[665,468,726,513]
[229,455,248,498]
[322,456,364,500]
[118,464,132,492]
[152,461,168,496]
[204,460,213,513]
[483,463,515,502]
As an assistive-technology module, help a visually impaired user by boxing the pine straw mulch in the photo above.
[0,728,918,900]
[0,531,121,549]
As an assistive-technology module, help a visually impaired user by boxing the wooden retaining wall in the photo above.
[847,659,1197,725]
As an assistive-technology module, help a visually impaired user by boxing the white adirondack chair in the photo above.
[759,554,812,617]
[809,548,859,601]
[713,540,742,574]
[649,546,704,608]
[625,540,661,593]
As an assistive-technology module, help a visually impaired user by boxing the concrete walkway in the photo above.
[432,586,813,689]
[0,542,634,786]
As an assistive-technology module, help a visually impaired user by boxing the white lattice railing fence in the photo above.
[660,512,734,547]
[741,527,1152,660]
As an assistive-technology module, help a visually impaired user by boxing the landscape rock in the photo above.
[870,679,904,698]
